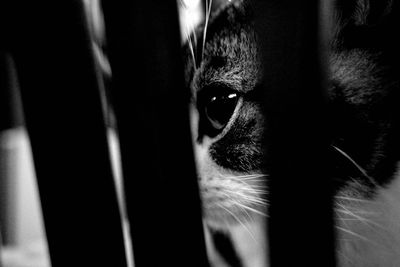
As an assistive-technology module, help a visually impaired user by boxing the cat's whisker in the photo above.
[224,183,266,192]
[336,215,385,230]
[219,190,267,206]
[216,190,267,217]
[216,203,257,242]
[335,205,385,229]
[223,179,265,185]
[190,17,198,53]
[332,145,380,188]
[237,202,257,224]
[243,198,267,206]
[335,226,383,247]
[223,174,268,180]
[235,173,267,178]
[335,208,379,216]
[339,218,377,221]
[240,187,268,193]
[180,0,198,70]
[232,201,268,217]
[228,181,268,191]
[336,249,354,265]
[223,185,267,196]
[186,32,197,70]
[335,196,378,203]
[235,206,265,245]
[336,210,353,231]
[335,207,381,227]
[233,186,268,192]
[231,182,267,188]
[335,205,379,215]
[201,0,213,65]
[223,177,268,189]
[348,177,367,189]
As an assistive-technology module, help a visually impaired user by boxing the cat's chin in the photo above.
[204,212,238,230]
[203,203,261,231]
[205,216,247,232]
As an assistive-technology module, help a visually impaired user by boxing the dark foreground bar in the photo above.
[5,1,127,266]
[253,1,336,266]
[102,0,209,266]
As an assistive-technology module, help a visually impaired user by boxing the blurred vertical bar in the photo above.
[0,53,22,246]
[0,55,10,245]
[102,1,209,266]
[0,1,23,249]
[0,4,8,264]
[253,0,336,266]
[5,1,127,266]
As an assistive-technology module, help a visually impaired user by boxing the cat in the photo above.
[183,0,400,266]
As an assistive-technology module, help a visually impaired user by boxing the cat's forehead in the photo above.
[192,21,261,93]
[187,0,260,94]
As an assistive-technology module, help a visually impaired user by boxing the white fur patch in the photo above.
[336,166,400,267]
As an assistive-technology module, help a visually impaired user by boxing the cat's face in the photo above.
[187,1,267,228]
[185,0,400,265]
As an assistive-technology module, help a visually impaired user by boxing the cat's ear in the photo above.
[334,0,394,26]
[332,0,398,49]
[353,0,394,26]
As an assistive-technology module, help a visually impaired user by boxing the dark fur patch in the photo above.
[209,101,265,173]
[328,0,400,187]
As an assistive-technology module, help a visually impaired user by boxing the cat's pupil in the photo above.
[205,92,238,131]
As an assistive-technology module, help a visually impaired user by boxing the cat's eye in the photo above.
[197,85,240,135]
[205,92,239,130]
